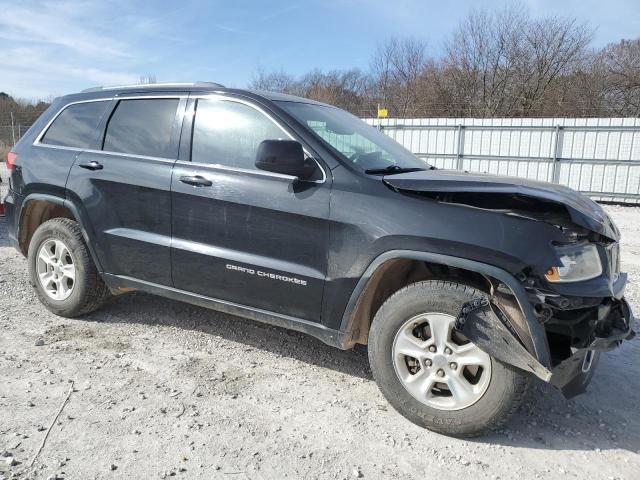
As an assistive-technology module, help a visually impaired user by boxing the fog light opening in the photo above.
[582,350,594,373]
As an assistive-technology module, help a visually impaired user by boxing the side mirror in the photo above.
[255,140,316,180]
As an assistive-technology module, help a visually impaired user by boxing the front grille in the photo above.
[608,243,620,281]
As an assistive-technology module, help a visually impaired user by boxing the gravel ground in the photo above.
[1,164,639,479]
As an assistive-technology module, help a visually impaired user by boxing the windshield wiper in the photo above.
[364,165,428,175]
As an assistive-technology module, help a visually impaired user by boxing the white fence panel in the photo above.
[364,117,640,204]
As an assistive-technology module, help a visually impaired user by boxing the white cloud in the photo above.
[0,1,131,58]
[0,0,148,98]
[0,46,139,98]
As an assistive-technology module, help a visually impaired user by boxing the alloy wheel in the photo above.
[392,312,491,410]
[36,238,76,301]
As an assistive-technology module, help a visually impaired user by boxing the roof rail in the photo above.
[81,81,224,93]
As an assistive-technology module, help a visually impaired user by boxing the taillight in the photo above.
[6,151,17,170]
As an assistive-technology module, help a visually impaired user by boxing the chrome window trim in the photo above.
[175,159,300,182]
[84,149,178,163]
[33,143,84,153]
[190,94,327,184]
[33,143,179,164]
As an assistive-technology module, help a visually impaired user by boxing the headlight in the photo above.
[545,242,603,283]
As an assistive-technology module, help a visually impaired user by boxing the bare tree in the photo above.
[249,67,373,115]
[538,58,608,117]
[596,39,640,115]
[248,25,638,119]
[444,6,527,116]
[444,5,592,116]
[138,75,157,84]
[298,69,372,113]
[370,38,429,117]
[516,17,593,114]
[0,93,49,154]
[247,5,637,119]
[249,67,298,93]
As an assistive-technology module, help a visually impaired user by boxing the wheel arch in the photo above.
[339,250,551,368]
[17,193,104,272]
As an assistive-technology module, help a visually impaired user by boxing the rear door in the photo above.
[66,94,186,285]
[29,99,112,200]
[170,94,331,321]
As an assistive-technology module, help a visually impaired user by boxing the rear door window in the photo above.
[103,99,179,158]
[41,101,111,149]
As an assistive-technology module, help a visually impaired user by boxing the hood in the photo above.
[384,170,618,240]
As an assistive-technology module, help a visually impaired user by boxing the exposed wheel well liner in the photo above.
[339,250,551,368]
[18,199,74,255]
[343,259,489,345]
[16,195,103,273]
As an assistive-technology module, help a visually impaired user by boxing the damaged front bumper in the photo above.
[455,293,635,399]
[587,297,635,351]
[549,298,635,397]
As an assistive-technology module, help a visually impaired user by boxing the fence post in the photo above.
[551,125,563,184]
[456,124,465,170]
[10,112,16,146]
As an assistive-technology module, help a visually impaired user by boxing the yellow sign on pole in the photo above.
[377,107,388,119]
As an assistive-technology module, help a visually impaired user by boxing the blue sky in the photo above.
[1,0,639,100]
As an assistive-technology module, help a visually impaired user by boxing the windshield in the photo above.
[277,101,430,173]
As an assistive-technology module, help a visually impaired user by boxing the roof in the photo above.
[60,82,330,107]
[81,81,225,92]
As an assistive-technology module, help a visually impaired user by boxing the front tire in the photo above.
[368,280,529,437]
[28,218,110,317]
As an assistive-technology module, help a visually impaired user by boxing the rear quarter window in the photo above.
[40,101,111,149]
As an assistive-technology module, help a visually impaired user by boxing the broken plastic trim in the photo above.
[455,296,490,330]
[455,296,552,382]
[455,294,637,397]
[549,349,598,398]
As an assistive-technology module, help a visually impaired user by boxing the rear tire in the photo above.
[368,280,529,437]
[28,218,110,317]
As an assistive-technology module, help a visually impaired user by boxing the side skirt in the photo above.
[102,273,346,349]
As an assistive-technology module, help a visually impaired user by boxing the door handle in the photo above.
[78,160,103,171]
[179,175,213,187]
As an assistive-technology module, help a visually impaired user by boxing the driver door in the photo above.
[170,95,331,322]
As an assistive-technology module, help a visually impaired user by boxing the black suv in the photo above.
[3,83,635,437]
